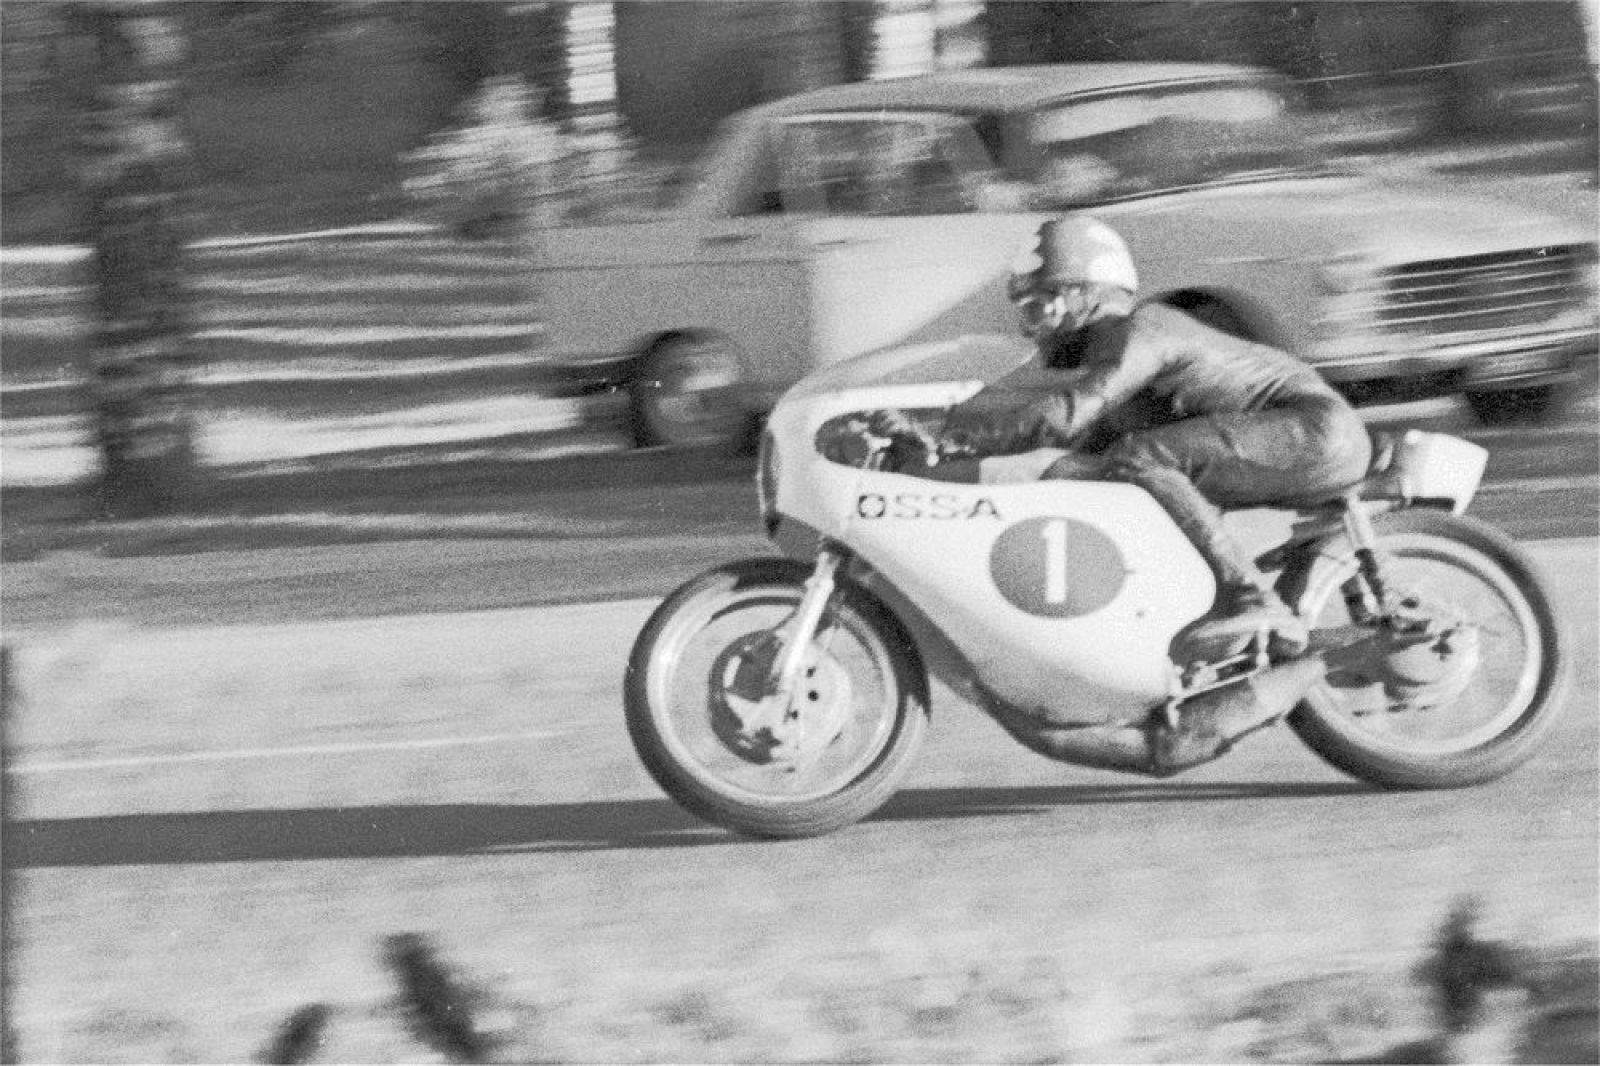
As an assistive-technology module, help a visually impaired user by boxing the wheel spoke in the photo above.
[1303,533,1545,756]
[645,582,901,803]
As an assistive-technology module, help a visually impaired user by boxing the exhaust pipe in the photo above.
[1151,654,1328,773]
[981,710,1160,775]
[976,655,1329,777]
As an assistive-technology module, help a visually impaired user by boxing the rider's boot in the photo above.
[1172,582,1309,665]
[1153,474,1307,663]
[1097,453,1310,664]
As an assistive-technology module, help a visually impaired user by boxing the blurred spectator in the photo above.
[402,76,563,237]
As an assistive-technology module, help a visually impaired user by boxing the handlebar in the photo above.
[864,409,938,454]
[860,409,978,470]
[815,408,980,473]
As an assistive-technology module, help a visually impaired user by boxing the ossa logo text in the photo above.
[856,493,1002,520]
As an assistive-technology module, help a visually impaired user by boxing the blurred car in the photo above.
[535,63,1598,447]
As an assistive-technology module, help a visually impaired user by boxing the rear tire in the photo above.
[1279,510,1567,788]
[624,558,930,838]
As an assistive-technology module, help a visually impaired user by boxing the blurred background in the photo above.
[1,1,1595,522]
[3,0,1595,240]
[3,9,1596,1061]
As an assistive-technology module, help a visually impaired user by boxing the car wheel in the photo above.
[1177,298,1249,339]
[1464,384,1562,425]
[628,334,750,450]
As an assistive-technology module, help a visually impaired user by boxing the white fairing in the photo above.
[765,336,1217,723]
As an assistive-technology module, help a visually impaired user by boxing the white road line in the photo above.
[7,730,568,775]
[2,224,440,264]
[0,351,553,393]
[194,324,538,344]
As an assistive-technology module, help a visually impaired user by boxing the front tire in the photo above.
[1279,510,1568,788]
[624,558,930,838]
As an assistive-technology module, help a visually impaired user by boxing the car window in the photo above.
[776,117,982,217]
[725,125,788,217]
[1018,80,1324,206]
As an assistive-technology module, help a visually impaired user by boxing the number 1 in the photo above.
[1042,519,1068,605]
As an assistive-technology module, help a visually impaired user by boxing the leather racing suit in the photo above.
[942,302,1372,644]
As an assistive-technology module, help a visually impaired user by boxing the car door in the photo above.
[666,117,814,407]
[534,113,808,390]
[773,111,1048,371]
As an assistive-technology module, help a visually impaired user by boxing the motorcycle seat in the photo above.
[1232,430,1403,513]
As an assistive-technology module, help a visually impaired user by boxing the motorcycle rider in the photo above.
[939,215,1373,663]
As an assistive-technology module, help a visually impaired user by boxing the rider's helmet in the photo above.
[1008,216,1138,337]
[1008,215,1139,299]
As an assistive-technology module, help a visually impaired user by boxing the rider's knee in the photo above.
[1099,436,1182,484]
[1331,416,1375,481]
[1302,402,1375,486]
[1041,451,1109,481]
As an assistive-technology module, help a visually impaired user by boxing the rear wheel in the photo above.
[1281,510,1567,788]
[624,558,930,838]
[628,334,751,449]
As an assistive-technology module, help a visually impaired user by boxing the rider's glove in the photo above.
[865,409,940,468]
[815,414,877,466]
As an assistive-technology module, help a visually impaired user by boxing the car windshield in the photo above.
[1015,80,1327,206]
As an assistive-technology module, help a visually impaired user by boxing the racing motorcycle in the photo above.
[624,336,1568,839]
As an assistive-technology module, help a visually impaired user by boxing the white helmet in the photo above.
[1008,215,1138,300]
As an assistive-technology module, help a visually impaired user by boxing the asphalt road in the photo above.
[4,539,1595,1060]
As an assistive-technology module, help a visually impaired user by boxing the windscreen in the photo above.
[1020,80,1325,206]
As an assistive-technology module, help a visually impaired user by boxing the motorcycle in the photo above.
[624,336,1568,839]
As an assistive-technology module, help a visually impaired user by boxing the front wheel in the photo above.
[1280,510,1568,789]
[624,558,930,838]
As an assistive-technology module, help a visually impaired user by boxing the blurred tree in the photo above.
[987,0,1329,74]
[840,0,878,83]
[984,1,1108,65]
[182,1,339,83]
[387,1,569,122]
[500,2,572,122]
[1,5,78,240]
[399,1,507,96]
[1240,4,1333,106]
[64,2,200,517]
[1412,2,1489,139]
[1409,1,1593,141]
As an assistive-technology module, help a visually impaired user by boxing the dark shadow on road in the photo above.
[873,780,1376,823]
[6,780,1375,867]
[3,799,729,867]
